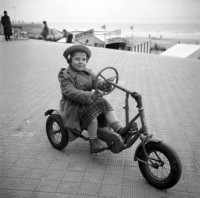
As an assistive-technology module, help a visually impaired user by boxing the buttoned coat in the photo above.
[1,15,12,36]
[58,66,106,141]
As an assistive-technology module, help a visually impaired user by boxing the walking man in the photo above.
[1,11,12,41]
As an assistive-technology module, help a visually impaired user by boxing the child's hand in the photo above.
[103,78,114,92]
[107,76,115,82]
[91,91,103,100]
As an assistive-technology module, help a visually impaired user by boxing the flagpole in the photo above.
[131,26,134,51]
[132,31,133,51]
[104,26,106,48]
[104,32,106,48]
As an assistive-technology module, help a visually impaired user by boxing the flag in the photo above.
[101,25,106,30]
[130,25,134,30]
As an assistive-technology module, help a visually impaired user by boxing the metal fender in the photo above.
[44,109,64,124]
[134,139,161,161]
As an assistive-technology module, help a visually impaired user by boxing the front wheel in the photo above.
[138,142,182,189]
[46,114,68,150]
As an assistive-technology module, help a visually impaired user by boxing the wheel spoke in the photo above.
[147,151,171,179]
[162,166,171,173]
[150,151,169,165]
[150,157,161,163]
[158,167,169,178]
[162,156,170,164]
[53,129,61,135]
[153,151,162,161]
[50,122,62,143]
[55,133,61,142]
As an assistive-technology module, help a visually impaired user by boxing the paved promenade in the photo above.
[1,36,200,198]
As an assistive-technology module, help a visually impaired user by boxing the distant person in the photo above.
[67,32,73,43]
[63,29,68,43]
[41,21,49,40]
[62,29,73,43]
[1,11,12,41]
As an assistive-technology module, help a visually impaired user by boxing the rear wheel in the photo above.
[46,114,68,150]
[138,142,182,189]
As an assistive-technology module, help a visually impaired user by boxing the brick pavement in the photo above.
[1,36,200,198]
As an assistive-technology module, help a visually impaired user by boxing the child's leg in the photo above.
[87,117,107,153]
[87,118,98,139]
[104,111,119,123]
[104,111,123,133]
[104,110,137,134]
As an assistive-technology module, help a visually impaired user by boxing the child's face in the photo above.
[71,52,87,71]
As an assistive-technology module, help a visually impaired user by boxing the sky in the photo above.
[0,0,200,24]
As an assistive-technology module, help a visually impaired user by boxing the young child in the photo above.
[58,45,125,153]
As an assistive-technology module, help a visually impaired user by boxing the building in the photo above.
[161,44,200,59]
[74,29,104,47]
[106,36,151,53]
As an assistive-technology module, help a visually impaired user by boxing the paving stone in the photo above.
[48,161,70,170]
[67,161,88,172]
[102,173,123,185]
[78,182,101,196]
[32,192,76,198]
[14,158,51,169]
[0,189,34,198]
[3,177,40,190]
[57,181,81,194]
[85,162,106,174]
[122,186,134,198]
[35,179,60,192]
[62,170,84,182]
[5,167,46,179]
[82,172,104,183]
[42,169,66,180]
[100,184,122,197]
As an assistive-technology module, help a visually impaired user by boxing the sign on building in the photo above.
[75,29,94,39]
[106,29,121,36]
[107,37,127,44]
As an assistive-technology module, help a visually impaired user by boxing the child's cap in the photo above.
[63,45,91,60]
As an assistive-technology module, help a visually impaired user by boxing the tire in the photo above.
[46,114,68,150]
[138,142,182,189]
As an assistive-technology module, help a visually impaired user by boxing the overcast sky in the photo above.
[1,0,200,24]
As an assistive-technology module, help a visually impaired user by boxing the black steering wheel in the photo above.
[94,67,119,96]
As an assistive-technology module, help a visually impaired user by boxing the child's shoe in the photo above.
[111,121,138,135]
[89,138,107,153]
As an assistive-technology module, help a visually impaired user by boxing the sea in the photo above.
[48,22,200,40]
